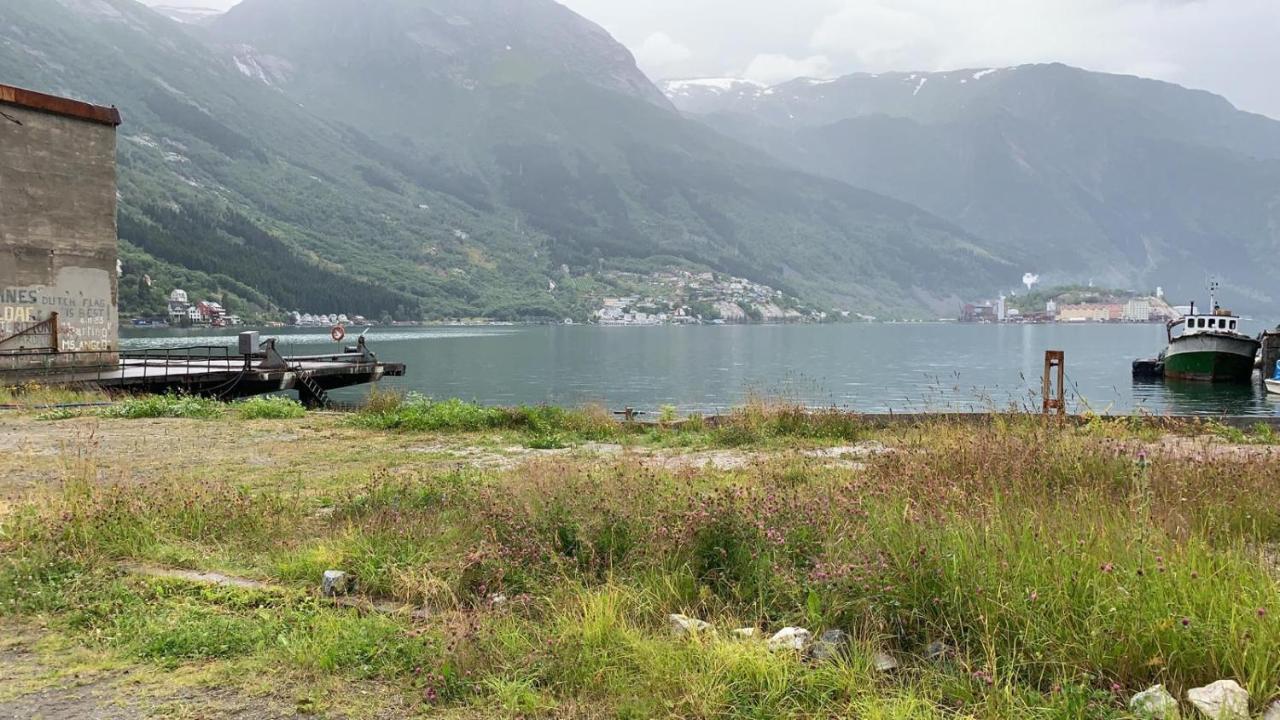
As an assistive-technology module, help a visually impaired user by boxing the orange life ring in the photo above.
[330,325,346,342]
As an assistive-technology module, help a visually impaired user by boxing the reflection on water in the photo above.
[1134,378,1270,416]
[120,323,1280,416]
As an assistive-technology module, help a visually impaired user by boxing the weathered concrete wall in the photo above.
[0,101,118,373]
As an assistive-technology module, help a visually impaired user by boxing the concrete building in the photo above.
[1057,303,1122,323]
[1123,298,1154,323]
[0,83,122,373]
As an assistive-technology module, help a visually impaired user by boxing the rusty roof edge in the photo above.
[0,83,122,127]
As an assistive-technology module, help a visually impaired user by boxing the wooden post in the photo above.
[1043,350,1065,415]
[49,312,59,352]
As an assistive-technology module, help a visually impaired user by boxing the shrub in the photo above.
[235,395,306,420]
[100,393,224,419]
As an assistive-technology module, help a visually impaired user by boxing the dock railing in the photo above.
[1,346,241,386]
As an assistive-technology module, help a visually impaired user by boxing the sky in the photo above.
[146,0,1280,119]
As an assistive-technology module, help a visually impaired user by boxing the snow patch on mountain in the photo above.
[226,47,292,86]
[150,5,224,24]
[663,78,762,95]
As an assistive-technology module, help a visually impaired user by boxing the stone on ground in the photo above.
[1263,701,1280,720]
[807,629,849,662]
[1129,685,1180,719]
[767,627,811,652]
[321,570,352,597]
[924,640,951,661]
[668,614,712,637]
[872,651,899,672]
[731,628,758,639]
[1186,680,1248,720]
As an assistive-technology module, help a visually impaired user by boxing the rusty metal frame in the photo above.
[1042,350,1065,415]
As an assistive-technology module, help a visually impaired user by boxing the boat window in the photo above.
[1229,320,1237,331]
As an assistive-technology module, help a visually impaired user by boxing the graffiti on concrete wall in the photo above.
[0,267,117,353]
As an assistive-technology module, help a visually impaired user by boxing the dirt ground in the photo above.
[0,622,301,720]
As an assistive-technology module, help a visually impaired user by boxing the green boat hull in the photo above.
[1163,349,1256,383]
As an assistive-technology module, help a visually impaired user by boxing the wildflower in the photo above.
[1180,617,1191,628]
[1258,608,1267,617]
[1100,563,1114,573]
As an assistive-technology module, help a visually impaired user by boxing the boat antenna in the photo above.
[1209,278,1219,312]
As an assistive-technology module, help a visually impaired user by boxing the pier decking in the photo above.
[1,336,405,407]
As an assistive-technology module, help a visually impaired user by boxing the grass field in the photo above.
[1,397,1279,718]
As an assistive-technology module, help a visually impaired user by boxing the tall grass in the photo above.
[0,382,110,407]
[234,395,306,420]
[99,393,225,419]
[4,417,1280,716]
[348,394,615,436]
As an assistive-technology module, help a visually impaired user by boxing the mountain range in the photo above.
[2,0,1277,320]
[661,66,1280,312]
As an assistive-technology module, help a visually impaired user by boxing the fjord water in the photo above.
[121,323,1278,416]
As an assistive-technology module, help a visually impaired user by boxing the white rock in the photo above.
[1186,680,1249,720]
[872,651,899,672]
[731,628,758,639]
[1129,685,1180,719]
[669,614,712,637]
[1262,701,1280,720]
[321,569,351,597]
[767,627,811,652]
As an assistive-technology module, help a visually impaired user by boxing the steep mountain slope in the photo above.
[664,65,1280,309]
[1,0,1014,321]
[1,0,562,320]
[200,0,1012,315]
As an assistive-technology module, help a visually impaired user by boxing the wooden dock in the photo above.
[2,336,405,407]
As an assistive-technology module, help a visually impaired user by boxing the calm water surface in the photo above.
[120,323,1280,416]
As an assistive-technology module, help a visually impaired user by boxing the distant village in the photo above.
[163,289,244,328]
[158,288,366,329]
[960,286,1181,324]
[148,278,1187,332]
[592,270,827,326]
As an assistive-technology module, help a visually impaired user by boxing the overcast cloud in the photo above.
[147,0,1280,119]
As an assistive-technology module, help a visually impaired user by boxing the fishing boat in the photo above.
[1162,283,1259,383]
